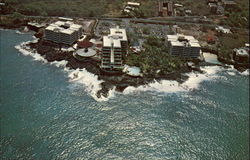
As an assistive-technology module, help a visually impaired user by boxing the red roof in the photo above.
[77,41,93,48]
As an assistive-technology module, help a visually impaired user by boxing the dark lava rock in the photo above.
[25,39,206,98]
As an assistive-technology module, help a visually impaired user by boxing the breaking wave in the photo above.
[15,39,47,63]
[50,60,68,68]
[68,68,116,101]
[15,30,25,34]
[15,39,116,101]
[240,69,249,76]
[123,66,221,94]
[15,38,249,101]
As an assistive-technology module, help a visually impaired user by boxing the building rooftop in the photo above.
[60,29,75,35]
[170,41,184,47]
[127,2,140,6]
[58,17,73,21]
[103,36,121,48]
[167,34,200,48]
[222,0,236,5]
[71,24,82,30]
[75,48,96,57]
[190,42,201,47]
[235,48,249,56]
[110,26,128,41]
[45,21,82,35]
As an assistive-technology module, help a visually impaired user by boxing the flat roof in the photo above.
[71,24,82,29]
[236,48,248,56]
[171,41,184,46]
[60,29,75,35]
[168,34,200,44]
[45,21,82,35]
[110,26,127,41]
[103,36,121,48]
[127,2,140,6]
[167,35,178,39]
[45,25,58,31]
[58,17,73,21]
[189,42,201,47]
[76,48,96,57]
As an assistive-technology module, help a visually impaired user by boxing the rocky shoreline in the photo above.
[1,23,248,98]
[27,39,204,98]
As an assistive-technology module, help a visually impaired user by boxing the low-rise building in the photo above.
[123,2,140,14]
[208,3,218,14]
[44,21,83,45]
[216,26,231,34]
[101,26,128,70]
[158,1,174,17]
[233,47,249,64]
[127,2,140,7]
[166,34,201,58]
[221,0,236,10]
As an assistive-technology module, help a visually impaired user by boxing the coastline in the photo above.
[1,22,249,98]
[23,38,200,98]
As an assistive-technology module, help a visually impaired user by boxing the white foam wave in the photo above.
[50,60,68,68]
[124,66,221,94]
[15,37,247,101]
[15,43,48,63]
[15,38,116,101]
[227,71,236,76]
[61,47,75,52]
[15,30,25,34]
[68,68,115,101]
[225,65,249,76]
[240,69,249,76]
[123,80,184,94]
[0,28,11,31]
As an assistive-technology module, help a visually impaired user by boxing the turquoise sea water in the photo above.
[0,30,249,159]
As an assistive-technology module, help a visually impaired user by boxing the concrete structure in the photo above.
[216,26,231,34]
[101,26,128,70]
[166,34,201,58]
[124,2,140,13]
[233,48,249,64]
[208,3,218,14]
[221,0,236,9]
[127,2,140,7]
[58,17,73,21]
[44,21,83,45]
[158,1,174,17]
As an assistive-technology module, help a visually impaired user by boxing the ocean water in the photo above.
[0,29,249,159]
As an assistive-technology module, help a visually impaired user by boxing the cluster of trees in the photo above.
[220,0,249,28]
[217,32,249,59]
[2,0,110,17]
[125,36,184,76]
[2,0,157,18]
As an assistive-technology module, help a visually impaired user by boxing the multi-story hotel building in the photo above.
[101,26,128,70]
[44,21,83,45]
[166,34,201,58]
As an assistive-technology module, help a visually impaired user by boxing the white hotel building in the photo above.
[166,34,201,58]
[101,26,128,70]
[44,21,83,45]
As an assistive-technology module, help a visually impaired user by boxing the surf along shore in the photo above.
[2,18,247,99]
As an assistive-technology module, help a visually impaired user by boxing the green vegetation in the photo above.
[217,32,249,59]
[1,0,109,17]
[1,0,157,18]
[125,36,184,76]
[0,12,26,27]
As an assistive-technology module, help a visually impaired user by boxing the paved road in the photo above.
[1,14,248,31]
